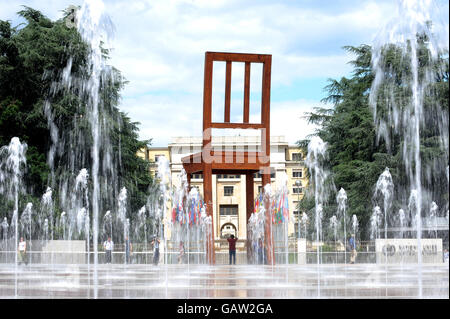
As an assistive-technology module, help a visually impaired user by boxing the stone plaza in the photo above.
[0,262,447,299]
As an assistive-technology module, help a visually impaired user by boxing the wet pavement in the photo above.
[0,263,448,299]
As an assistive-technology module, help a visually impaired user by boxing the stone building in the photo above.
[137,135,308,241]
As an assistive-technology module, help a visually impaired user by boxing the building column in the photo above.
[246,173,254,222]
[246,172,254,263]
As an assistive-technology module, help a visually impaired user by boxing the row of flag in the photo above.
[172,198,205,226]
[253,191,289,224]
[172,189,289,226]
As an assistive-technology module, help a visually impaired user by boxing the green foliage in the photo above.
[0,7,153,229]
[299,40,448,240]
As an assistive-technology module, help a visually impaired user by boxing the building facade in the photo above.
[138,136,308,241]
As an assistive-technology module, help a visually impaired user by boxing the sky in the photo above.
[1,0,449,147]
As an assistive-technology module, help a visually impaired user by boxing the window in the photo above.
[154,154,165,162]
[224,186,234,196]
[292,153,302,161]
[292,169,303,178]
[220,205,238,215]
[253,172,276,178]
[258,186,263,194]
[293,186,303,194]
[217,174,240,179]
[192,173,203,179]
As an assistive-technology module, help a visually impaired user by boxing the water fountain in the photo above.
[0,137,27,296]
[156,155,171,266]
[351,215,358,241]
[59,212,66,240]
[370,0,449,297]
[117,187,128,252]
[329,215,338,262]
[398,209,405,239]
[301,213,308,240]
[272,172,290,264]
[41,187,54,241]
[103,210,112,240]
[370,206,382,240]
[0,0,448,300]
[336,188,348,263]
[306,136,331,296]
[429,202,438,239]
[248,192,266,264]
[20,203,33,248]
[1,218,8,262]
[135,206,147,263]
[41,0,117,297]
[373,168,394,241]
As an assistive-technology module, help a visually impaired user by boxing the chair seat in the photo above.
[182,151,270,174]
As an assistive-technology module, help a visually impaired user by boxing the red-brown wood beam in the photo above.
[203,163,215,265]
[210,122,263,129]
[203,53,213,150]
[224,61,232,123]
[261,56,271,160]
[244,62,250,123]
[246,171,254,264]
[187,173,191,191]
[207,52,270,63]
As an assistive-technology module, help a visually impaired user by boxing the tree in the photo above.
[299,39,448,240]
[0,7,154,239]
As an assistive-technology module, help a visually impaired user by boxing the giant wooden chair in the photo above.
[182,52,274,265]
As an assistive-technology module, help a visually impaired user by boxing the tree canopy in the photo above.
[0,7,153,234]
[299,40,448,240]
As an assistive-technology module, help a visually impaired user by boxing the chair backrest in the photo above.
[202,52,272,158]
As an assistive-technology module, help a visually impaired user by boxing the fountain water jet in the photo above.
[336,188,348,263]
[370,0,449,298]
[0,137,27,297]
[306,136,332,297]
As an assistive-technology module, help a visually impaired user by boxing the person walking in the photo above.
[103,237,113,264]
[152,237,160,266]
[227,234,238,265]
[349,234,357,264]
[125,236,132,264]
[18,237,27,265]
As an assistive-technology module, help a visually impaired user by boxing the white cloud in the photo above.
[270,99,321,145]
[3,0,448,148]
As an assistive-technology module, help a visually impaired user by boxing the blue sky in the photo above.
[1,0,449,146]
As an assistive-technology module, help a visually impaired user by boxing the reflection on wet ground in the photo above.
[0,263,448,299]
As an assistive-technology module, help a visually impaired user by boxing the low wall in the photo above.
[41,240,86,264]
[375,238,443,264]
[297,239,307,264]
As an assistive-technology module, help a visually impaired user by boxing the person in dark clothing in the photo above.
[227,234,238,265]
[349,234,357,264]
[152,237,160,266]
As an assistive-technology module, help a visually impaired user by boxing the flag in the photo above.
[283,193,289,222]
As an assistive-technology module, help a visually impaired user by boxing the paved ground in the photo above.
[0,263,448,299]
